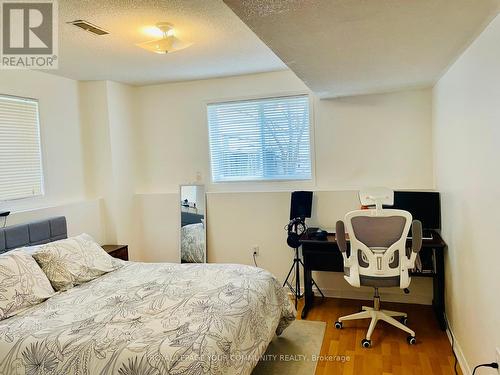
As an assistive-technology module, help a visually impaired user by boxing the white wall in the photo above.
[136,71,433,193]
[207,190,433,303]
[134,71,434,303]
[79,81,139,256]
[316,91,433,189]
[2,22,498,372]
[433,14,500,374]
[6,199,106,244]
[0,70,106,244]
[0,68,434,303]
[0,70,86,211]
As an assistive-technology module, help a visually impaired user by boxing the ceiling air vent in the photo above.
[67,20,109,35]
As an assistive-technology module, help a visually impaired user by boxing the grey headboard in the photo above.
[181,211,204,227]
[0,216,67,255]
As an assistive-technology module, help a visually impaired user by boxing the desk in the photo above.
[300,229,447,330]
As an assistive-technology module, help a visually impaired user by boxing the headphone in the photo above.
[286,218,307,249]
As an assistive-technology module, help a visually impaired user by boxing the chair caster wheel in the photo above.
[401,317,408,325]
[334,321,343,329]
[407,336,416,345]
[361,339,371,348]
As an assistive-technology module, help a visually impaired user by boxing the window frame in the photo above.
[0,93,45,203]
[205,92,316,184]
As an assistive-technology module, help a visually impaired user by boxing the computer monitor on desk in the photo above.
[390,191,441,239]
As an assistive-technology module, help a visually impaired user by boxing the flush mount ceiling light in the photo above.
[137,22,192,54]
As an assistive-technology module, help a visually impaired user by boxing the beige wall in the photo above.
[433,14,500,374]
[135,71,433,193]
[0,70,86,211]
[207,190,433,303]
[134,71,434,302]
[2,19,498,373]
[0,70,106,244]
[79,81,140,256]
[0,68,434,303]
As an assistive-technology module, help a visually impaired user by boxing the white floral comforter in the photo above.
[0,262,295,375]
[181,223,205,263]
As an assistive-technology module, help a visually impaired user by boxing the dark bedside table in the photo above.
[102,245,129,261]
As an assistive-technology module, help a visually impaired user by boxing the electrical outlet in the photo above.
[496,347,500,373]
[251,246,259,256]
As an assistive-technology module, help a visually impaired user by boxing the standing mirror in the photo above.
[180,185,207,263]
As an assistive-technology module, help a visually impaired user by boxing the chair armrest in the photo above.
[411,220,423,253]
[336,220,348,253]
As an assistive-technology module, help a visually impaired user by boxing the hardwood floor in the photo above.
[296,297,461,375]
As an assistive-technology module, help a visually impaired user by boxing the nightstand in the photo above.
[102,245,129,261]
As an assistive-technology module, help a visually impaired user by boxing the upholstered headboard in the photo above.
[0,216,67,255]
[181,211,204,227]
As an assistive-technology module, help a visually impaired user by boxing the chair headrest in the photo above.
[359,187,394,214]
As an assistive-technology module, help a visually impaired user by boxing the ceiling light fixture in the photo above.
[137,22,192,54]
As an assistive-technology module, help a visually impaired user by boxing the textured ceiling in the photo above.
[224,0,500,97]
[48,0,286,85]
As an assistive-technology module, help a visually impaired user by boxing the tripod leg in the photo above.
[293,248,299,308]
[283,260,296,288]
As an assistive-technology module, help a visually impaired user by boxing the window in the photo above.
[0,95,44,201]
[207,95,312,182]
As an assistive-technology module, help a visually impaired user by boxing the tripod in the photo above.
[284,219,324,309]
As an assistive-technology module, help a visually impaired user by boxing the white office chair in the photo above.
[334,188,423,348]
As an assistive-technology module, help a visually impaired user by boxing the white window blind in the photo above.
[0,95,44,201]
[207,95,312,182]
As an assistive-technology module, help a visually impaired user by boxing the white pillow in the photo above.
[17,245,40,255]
[32,233,120,292]
[0,251,55,320]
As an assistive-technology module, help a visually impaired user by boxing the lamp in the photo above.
[137,22,192,54]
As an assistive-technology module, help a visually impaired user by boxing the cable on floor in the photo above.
[444,314,459,375]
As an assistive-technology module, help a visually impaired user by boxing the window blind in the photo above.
[0,95,44,201]
[207,95,312,182]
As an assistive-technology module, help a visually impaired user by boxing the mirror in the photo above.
[180,185,206,263]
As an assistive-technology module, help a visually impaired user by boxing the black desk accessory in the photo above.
[284,191,324,309]
[310,228,328,241]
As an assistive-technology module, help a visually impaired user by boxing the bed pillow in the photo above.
[32,233,120,292]
[17,245,40,256]
[0,251,55,320]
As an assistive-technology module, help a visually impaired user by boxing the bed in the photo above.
[181,222,205,263]
[0,217,295,375]
[181,211,206,263]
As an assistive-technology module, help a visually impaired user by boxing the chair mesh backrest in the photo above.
[351,216,406,248]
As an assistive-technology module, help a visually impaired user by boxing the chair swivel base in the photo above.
[334,306,416,348]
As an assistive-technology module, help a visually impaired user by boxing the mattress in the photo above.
[0,261,295,375]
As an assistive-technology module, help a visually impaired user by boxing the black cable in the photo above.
[444,314,459,375]
[472,363,498,375]
[252,252,258,267]
[446,316,500,375]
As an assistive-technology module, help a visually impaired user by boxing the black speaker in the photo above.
[289,191,313,220]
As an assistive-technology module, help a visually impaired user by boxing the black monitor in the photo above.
[290,191,313,220]
[390,191,441,230]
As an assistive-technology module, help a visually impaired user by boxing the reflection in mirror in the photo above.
[180,185,206,263]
